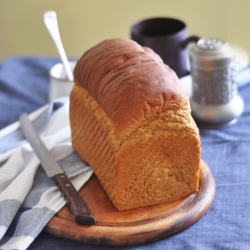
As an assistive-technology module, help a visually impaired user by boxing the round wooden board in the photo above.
[45,160,215,246]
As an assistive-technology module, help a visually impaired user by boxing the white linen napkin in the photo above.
[0,97,93,250]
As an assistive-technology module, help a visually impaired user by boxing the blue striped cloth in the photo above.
[0,96,93,249]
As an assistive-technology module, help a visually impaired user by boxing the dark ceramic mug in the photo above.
[130,17,200,78]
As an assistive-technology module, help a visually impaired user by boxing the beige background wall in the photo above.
[0,0,250,61]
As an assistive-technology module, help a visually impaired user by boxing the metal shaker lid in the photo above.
[188,38,235,70]
[188,38,234,59]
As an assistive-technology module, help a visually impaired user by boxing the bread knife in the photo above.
[19,112,95,226]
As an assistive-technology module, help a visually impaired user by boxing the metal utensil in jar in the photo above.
[188,38,244,128]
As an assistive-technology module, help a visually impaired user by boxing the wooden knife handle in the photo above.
[53,173,96,225]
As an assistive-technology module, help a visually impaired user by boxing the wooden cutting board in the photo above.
[45,160,215,246]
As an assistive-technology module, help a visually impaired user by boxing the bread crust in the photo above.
[70,38,200,210]
[74,39,188,140]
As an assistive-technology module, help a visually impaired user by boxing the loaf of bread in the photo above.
[70,38,200,211]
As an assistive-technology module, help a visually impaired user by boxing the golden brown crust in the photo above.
[70,85,117,202]
[70,38,200,210]
[74,38,188,139]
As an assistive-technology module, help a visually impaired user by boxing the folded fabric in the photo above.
[0,97,93,250]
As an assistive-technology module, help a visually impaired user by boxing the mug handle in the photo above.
[181,36,200,49]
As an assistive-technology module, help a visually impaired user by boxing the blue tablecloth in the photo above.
[0,57,250,250]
